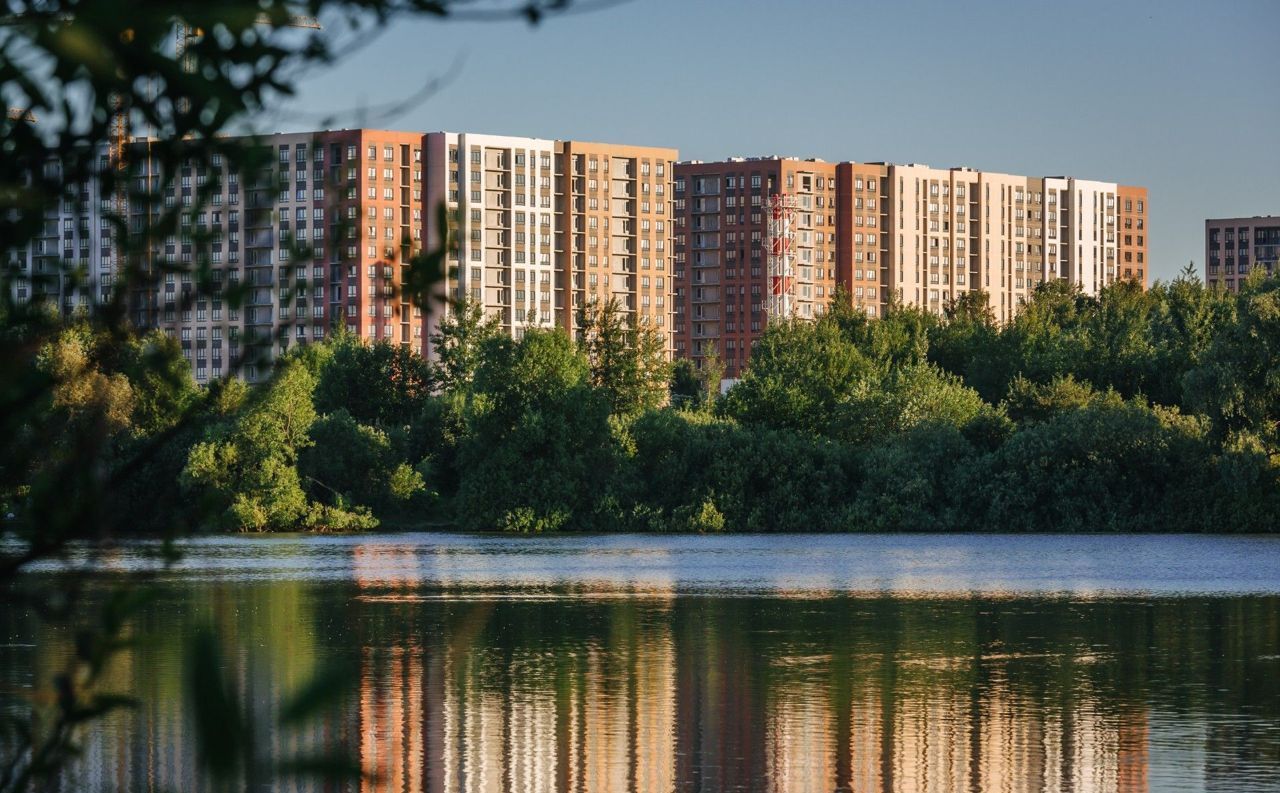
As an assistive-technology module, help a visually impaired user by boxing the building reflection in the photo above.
[29,558,1257,793]
[349,603,1154,792]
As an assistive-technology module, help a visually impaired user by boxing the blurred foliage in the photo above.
[1,2,1277,786]
[0,0,582,789]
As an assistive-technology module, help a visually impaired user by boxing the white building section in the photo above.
[1056,178,1118,294]
[425,132,558,340]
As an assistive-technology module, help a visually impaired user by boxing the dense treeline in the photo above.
[7,269,1279,533]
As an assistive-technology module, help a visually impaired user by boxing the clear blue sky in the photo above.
[282,0,1280,283]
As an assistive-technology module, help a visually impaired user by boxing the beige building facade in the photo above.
[422,133,678,353]
[557,140,679,351]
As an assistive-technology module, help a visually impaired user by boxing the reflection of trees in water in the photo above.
[10,590,1280,792]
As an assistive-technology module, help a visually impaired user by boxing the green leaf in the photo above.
[185,627,246,777]
[278,658,356,726]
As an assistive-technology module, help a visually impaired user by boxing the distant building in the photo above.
[1205,216,1280,292]
[423,133,678,352]
[673,157,1147,377]
[556,140,679,353]
[672,157,838,373]
[7,129,1148,382]
[5,130,431,383]
[6,128,678,381]
[424,132,562,343]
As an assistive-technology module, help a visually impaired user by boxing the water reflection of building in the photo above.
[348,535,680,793]
[430,604,677,793]
[766,676,835,793]
[368,607,1153,793]
[34,583,1191,793]
[360,645,425,793]
[352,542,424,590]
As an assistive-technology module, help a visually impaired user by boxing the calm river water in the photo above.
[4,533,1280,792]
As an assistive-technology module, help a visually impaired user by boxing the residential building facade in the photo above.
[9,130,1149,383]
[673,157,1148,375]
[557,140,679,352]
[1205,216,1279,291]
[1117,185,1149,286]
[10,148,115,325]
[6,129,433,383]
[672,157,838,376]
[422,134,678,353]
[424,132,561,343]
[8,128,677,380]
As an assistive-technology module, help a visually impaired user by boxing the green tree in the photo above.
[1080,280,1158,398]
[669,344,723,412]
[720,316,878,435]
[113,331,198,438]
[1185,274,1280,454]
[429,298,503,394]
[975,401,1216,532]
[456,329,614,532]
[300,409,426,517]
[928,289,998,381]
[1146,263,1236,408]
[577,297,671,416]
[967,280,1092,401]
[34,326,136,440]
[672,496,725,533]
[1002,374,1123,425]
[182,361,317,531]
[312,331,432,429]
[842,424,981,531]
[850,301,937,367]
[669,359,703,410]
[835,362,993,445]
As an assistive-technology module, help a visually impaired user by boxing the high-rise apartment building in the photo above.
[325,129,431,355]
[557,140,679,352]
[10,131,1147,383]
[6,129,432,383]
[1117,185,1149,286]
[8,128,677,380]
[673,157,1148,375]
[1205,216,1279,291]
[10,148,114,323]
[424,132,561,341]
[424,133,677,351]
[835,161,889,319]
[672,157,838,376]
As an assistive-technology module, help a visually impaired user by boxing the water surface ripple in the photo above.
[3,533,1278,792]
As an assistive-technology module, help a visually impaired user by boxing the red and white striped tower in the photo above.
[765,193,797,320]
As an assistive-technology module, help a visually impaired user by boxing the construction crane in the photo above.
[174,14,321,116]
[177,13,323,70]
[4,11,321,224]
[169,13,323,144]
[135,14,321,223]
